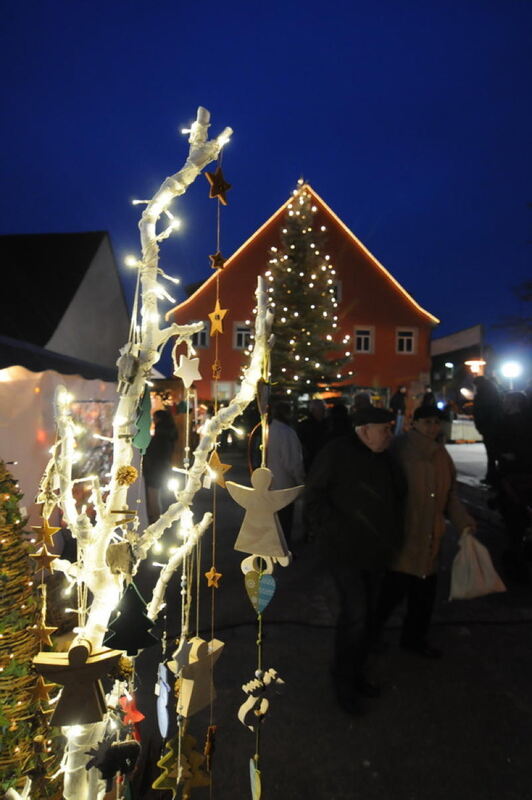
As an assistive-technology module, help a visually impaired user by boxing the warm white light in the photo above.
[500,361,522,380]
[124,255,138,267]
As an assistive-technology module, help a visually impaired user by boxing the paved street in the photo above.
[132,444,532,800]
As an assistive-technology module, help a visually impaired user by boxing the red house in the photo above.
[167,184,439,404]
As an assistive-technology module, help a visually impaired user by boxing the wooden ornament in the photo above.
[209,250,226,270]
[132,387,152,454]
[208,450,231,487]
[238,668,285,732]
[208,299,228,335]
[226,467,303,557]
[211,360,222,380]
[31,622,58,648]
[85,736,140,793]
[256,378,270,417]
[249,758,262,800]
[119,694,145,726]
[204,724,217,772]
[173,354,202,389]
[176,637,224,718]
[205,565,222,588]
[32,674,57,704]
[168,638,194,675]
[33,644,122,726]
[155,662,171,739]
[244,571,276,614]
[31,518,61,549]
[204,165,231,205]
[29,543,59,573]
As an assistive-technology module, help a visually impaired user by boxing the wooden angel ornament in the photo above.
[226,467,303,558]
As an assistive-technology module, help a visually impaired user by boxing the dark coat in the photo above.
[304,432,405,569]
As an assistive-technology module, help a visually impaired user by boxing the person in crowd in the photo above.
[472,376,502,485]
[390,385,407,435]
[375,406,476,657]
[304,406,405,713]
[493,391,532,581]
[420,386,437,408]
[326,402,351,441]
[353,392,372,412]
[143,409,178,524]
[266,401,305,545]
[297,398,328,472]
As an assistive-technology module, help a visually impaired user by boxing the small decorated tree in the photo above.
[266,181,350,399]
[0,461,61,798]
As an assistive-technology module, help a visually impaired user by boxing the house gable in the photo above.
[167,183,438,398]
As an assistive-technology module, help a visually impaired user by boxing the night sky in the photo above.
[1,1,531,364]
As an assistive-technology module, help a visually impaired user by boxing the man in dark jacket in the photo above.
[305,406,405,713]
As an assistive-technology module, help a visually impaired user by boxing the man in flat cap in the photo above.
[305,405,405,713]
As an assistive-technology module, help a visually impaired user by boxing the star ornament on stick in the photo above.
[208,299,228,335]
[209,250,226,270]
[32,674,57,704]
[204,165,232,205]
[174,353,202,389]
[208,449,231,487]
[31,518,61,548]
[31,623,58,648]
[29,543,59,573]
[205,566,222,588]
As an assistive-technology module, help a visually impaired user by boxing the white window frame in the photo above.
[396,327,417,355]
[191,323,209,350]
[354,325,375,354]
[233,321,252,351]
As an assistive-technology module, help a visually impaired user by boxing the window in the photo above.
[396,328,417,354]
[191,324,209,349]
[234,323,252,350]
[354,326,374,353]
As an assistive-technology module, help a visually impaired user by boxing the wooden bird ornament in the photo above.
[176,636,224,718]
[226,467,303,558]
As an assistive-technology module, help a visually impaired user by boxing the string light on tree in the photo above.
[267,182,351,397]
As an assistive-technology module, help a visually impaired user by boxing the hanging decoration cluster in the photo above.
[26,107,275,800]
[266,180,353,397]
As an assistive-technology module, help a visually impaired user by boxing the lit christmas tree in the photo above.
[265,181,351,398]
[0,461,61,799]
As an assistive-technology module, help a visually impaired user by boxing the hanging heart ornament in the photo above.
[245,571,276,614]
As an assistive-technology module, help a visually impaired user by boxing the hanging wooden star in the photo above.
[205,566,222,588]
[31,518,61,549]
[204,165,231,205]
[32,674,57,704]
[174,354,202,389]
[209,250,226,270]
[29,543,59,573]
[208,299,228,335]
[31,623,58,648]
[177,637,224,718]
[208,450,231,487]
[168,638,194,675]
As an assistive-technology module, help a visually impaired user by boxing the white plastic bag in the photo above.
[449,532,506,600]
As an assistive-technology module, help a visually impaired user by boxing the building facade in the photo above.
[167,184,439,402]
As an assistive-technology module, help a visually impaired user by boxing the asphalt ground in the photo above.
[131,447,532,800]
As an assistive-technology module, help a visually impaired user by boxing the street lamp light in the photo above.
[500,360,523,390]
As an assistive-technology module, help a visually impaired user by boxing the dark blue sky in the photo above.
[1,1,531,360]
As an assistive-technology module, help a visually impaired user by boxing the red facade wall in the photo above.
[167,185,438,401]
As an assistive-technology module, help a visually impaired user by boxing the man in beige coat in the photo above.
[375,405,475,657]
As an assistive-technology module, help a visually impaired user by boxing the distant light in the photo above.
[465,359,486,375]
[460,387,474,400]
[444,362,454,369]
[500,361,522,380]
[437,401,445,410]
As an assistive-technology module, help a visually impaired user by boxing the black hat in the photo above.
[413,405,443,421]
[353,406,394,426]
